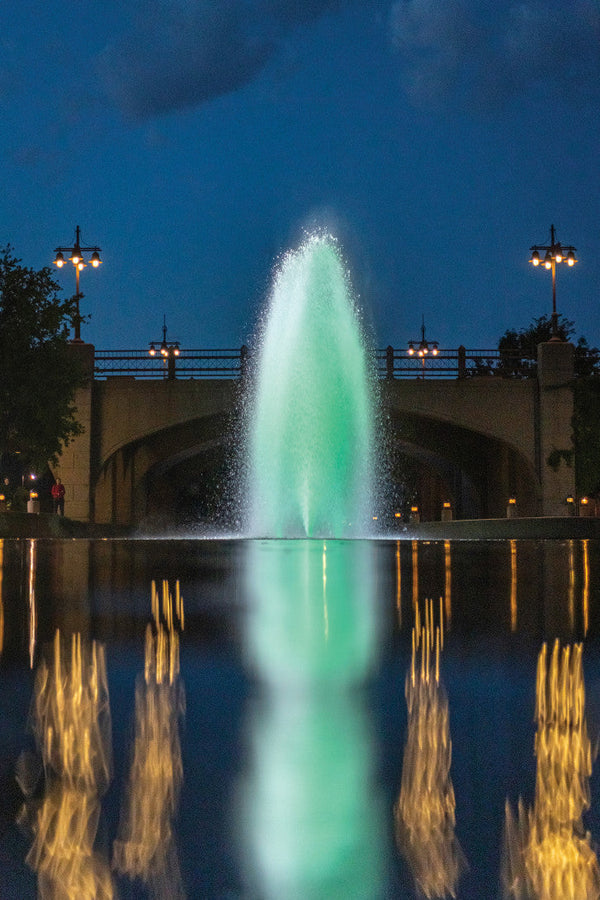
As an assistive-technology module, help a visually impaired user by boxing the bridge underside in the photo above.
[93,407,540,528]
[94,413,239,530]
[386,411,540,522]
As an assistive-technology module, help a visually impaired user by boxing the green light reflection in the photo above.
[239,539,385,899]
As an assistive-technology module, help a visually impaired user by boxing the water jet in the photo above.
[244,233,376,538]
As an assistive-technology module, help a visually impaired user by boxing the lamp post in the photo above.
[529,224,577,340]
[149,317,180,380]
[407,316,439,378]
[53,225,102,342]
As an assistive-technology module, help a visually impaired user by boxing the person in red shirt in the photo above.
[51,478,65,515]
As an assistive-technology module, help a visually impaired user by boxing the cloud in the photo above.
[98,0,349,120]
[261,0,345,26]
[390,0,600,108]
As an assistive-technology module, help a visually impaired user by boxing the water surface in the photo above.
[0,537,599,898]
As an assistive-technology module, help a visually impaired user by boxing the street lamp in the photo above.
[149,317,180,380]
[529,224,577,340]
[407,316,439,377]
[53,225,102,342]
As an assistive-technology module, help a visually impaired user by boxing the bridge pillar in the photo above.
[52,343,94,522]
[537,340,576,516]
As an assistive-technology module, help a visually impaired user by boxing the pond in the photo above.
[0,536,599,899]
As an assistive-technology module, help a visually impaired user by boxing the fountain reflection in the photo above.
[239,540,385,899]
[113,579,186,899]
[503,639,600,899]
[395,597,466,898]
[18,629,114,899]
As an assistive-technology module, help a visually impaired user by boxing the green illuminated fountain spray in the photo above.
[245,233,376,538]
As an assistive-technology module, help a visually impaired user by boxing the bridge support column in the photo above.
[537,341,576,516]
[52,343,94,522]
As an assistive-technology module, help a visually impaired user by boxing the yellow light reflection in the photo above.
[510,540,517,632]
[411,540,419,609]
[396,541,402,626]
[28,539,37,668]
[0,539,4,657]
[395,598,465,898]
[582,540,590,637]
[113,580,185,898]
[444,540,451,627]
[19,630,114,899]
[502,640,600,899]
[568,540,575,632]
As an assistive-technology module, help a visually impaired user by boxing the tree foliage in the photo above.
[498,314,600,495]
[498,314,600,377]
[572,378,600,497]
[0,246,88,470]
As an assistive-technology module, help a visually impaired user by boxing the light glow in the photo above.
[502,640,600,899]
[19,630,114,898]
[113,579,185,897]
[395,598,465,897]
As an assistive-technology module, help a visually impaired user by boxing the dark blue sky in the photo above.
[2,0,599,351]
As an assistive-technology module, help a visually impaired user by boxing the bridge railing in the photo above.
[376,346,533,379]
[94,348,247,379]
[94,346,533,380]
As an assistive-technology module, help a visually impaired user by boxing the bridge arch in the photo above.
[94,412,239,527]
[385,408,540,521]
[91,378,241,526]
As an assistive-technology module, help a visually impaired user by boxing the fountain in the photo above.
[244,232,377,538]
[237,234,386,894]
[3,229,599,899]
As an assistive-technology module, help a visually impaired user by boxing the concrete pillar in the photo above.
[537,341,576,516]
[52,343,94,522]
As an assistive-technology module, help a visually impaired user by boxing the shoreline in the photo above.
[0,512,599,541]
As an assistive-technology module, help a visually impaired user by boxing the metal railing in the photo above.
[94,348,248,379]
[94,346,534,380]
[376,346,533,379]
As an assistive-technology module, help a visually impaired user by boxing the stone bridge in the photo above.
[54,342,576,526]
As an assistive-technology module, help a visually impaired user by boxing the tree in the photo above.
[0,246,88,472]
[572,378,600,497]
[498,314,600,496]
[498,314,600,377]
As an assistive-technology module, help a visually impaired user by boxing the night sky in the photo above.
[2,1,599,352]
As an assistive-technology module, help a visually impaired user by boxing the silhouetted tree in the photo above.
[498,314,600,377]
[573,378,600,497]
[498,315,600,495]
[0,246,87,471]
